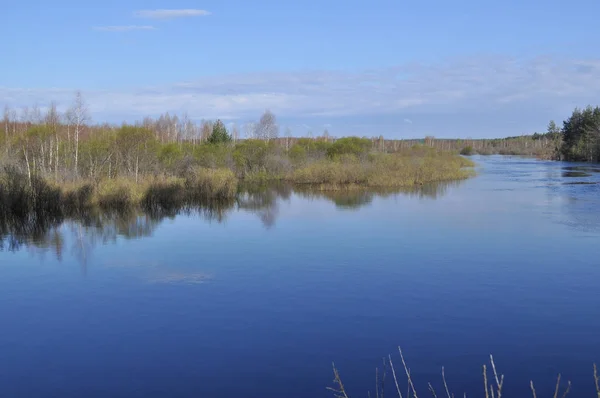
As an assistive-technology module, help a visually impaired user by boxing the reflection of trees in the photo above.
[295,180,464,209]
[0,180,464,264]
[545,165,600,233]
[236,186,281,229]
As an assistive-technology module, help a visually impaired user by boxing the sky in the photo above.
[2,0,600,138]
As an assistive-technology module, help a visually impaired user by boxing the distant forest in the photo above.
[0,93,597,174]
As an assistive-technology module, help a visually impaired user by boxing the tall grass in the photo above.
[0,166,239,218]
[328,347,597,398]
[292,151,475,189]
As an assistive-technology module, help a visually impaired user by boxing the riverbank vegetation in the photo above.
[0,94,475,216]
[330,347,598,398]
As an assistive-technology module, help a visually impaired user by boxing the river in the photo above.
[1,155,599,397]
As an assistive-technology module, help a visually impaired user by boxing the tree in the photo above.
[560,106,600,162]
[45,102,61,180]
[232,123,240,143]
[2,106,9,153]
[207,119,231,144]
[254,110,279,141]
[284,126,292,151]
[547,120,560,136]
[68,91,90,176]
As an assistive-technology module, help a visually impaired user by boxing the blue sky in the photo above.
[2,0,600,138]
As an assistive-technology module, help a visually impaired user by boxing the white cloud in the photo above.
[93,25,155,32]
[3,55,600,136]
[404,118,413,124]
[134,9,211,19]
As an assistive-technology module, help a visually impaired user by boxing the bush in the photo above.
[95,178,142,210]
[460,146,474,156]
[185,167,238,199]
[326,137,372,159]
[232,140,272,176]
[141,179,186,213]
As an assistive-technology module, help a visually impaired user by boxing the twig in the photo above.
[561,381,571,398]
[376,367,380,398]
[530,380,537,398]
[327,362,350,398]
[428,383,438,398]
[399,347,419,398]
[553,374,561,398]
[595,364,600,398]
[442,366,452,398]
[483,365,489,398]
[489,355,503,398]
[388,355,404,398]
[382,357,387,398]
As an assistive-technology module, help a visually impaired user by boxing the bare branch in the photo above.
[428,383,438,398]
[553,374,561,398]
[530,380,537,398]
[398,347,418,398]
[442,367,452,398]
[561,381,571,398]
[388,355,404,398]
[483,365,489,398]
[595,364,600,398]
[327,362,350,398]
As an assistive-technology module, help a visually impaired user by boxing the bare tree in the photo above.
[200,120,212,142]
[2,105,10,154]
[232,123,240,143]
[45,102,61,180]
[68,91,90,176]
[254,110,279,141]
[284,126,292,151]
[243,122,256,139]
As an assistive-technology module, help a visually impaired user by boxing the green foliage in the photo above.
[560,106,600,162]
[158,143,184,170]
[207,119,231,144]
[193,143,232,169]
[326,137,372,159]
[232,139,272,176]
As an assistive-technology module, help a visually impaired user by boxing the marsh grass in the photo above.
[292,151,475,188]
[329,347,596,398]
[185,167,238,199]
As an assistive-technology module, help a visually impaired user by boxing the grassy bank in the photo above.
[0,135,475,216]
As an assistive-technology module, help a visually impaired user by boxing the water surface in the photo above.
[1,156,600,397]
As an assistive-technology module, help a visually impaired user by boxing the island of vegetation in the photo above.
[0,93,475,217]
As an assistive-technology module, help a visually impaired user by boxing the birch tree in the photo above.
[254,110,279,141]
[68,91,89,176]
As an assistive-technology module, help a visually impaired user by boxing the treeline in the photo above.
[0,92,474,185]
[0,92,476,218]
[557,106,600,162]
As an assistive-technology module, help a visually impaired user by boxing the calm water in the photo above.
[1,156,600,398]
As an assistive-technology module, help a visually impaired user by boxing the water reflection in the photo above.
[544,163,600,233]
[0,181,460,263]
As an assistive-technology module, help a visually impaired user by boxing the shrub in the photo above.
[460,146,475,155]
[95,178,142,210]
[141,179,186,213]
[185,167,238,199]
[232,140,272,176]
[326,137,372,159]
